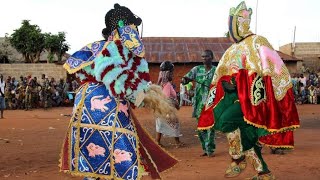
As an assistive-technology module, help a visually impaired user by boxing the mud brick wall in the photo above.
[0,63,66,80]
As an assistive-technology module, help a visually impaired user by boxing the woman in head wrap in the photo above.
[60,4,178,180]
[155,61,184,148]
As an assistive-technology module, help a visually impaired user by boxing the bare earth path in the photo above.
[0,105,319,180]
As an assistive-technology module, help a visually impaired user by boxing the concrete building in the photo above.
[280,42,320,72]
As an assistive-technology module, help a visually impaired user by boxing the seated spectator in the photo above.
[51,89,62,107]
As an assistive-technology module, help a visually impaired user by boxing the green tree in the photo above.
[8,20,45,63]
[44,32,69,63]
[0,34,12,63]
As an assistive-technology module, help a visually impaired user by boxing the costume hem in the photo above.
[258,141,294,149]
[63,61,94,74]
[243,116,300,132]
[197,124,214,130]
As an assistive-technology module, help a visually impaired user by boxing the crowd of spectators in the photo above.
[1,67,320,110]
[292,68,320,105]
[1,74,80,110]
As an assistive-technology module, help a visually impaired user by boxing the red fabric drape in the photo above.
[198,69,299,147]
[236,69,300,131]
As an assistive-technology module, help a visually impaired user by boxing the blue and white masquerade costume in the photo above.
[59,23,178,179]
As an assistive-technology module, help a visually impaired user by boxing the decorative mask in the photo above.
[228,1,253,43]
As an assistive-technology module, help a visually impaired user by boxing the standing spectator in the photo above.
[309,71,317,86]
[308,85,317,104]
[41,77,51,109]
[24,78,34,110]
[292,74,299,101]
[57,79,66,101]
[182,49,217,157]
[301,86,309,104]
[179,79,191,107]
[32,76,41,108]
[0,74,5,118]
[156,61,184,148]
[299,74,307,88]
[4,77,12,109]
[16,83,25,109]
[49,77,56,87]
[19,75,25,86]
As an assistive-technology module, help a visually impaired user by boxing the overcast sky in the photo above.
[1,0,319,54]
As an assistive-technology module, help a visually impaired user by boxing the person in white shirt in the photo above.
[299,73,307,87]
[0,74,6,118]
[179,80,191,107]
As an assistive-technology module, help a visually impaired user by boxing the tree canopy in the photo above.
[44,32,70,63]
[8,20,69,63]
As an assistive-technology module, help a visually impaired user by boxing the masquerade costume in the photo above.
[59,4,178,180]
[199,1,299,179]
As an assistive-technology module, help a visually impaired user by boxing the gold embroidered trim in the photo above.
[258,141,294,149]
[63,61,94,74]
[75,83,89,170]
[69,122,138,137]
[243,116,300,132]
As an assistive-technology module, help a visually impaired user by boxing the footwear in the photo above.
[174,142,185,148]
[157,142,164,147]
[248,172,275,180]
[200,153,207,157]
[225,158,247,178]
[207,153,215,157]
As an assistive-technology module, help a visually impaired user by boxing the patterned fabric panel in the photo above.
[113,132,138,179]
[64,41,108,73]
[69,82,139,179]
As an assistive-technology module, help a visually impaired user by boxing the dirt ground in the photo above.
[0,105,319,180]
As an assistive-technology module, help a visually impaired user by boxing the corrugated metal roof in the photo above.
[143,37,232,63]
[143,37,302,63]
[276,51,302,61]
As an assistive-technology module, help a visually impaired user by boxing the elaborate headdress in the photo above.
[228,1,253,42]
[102,3,142,38]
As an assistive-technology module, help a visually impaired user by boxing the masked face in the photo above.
[228,2,253,43]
